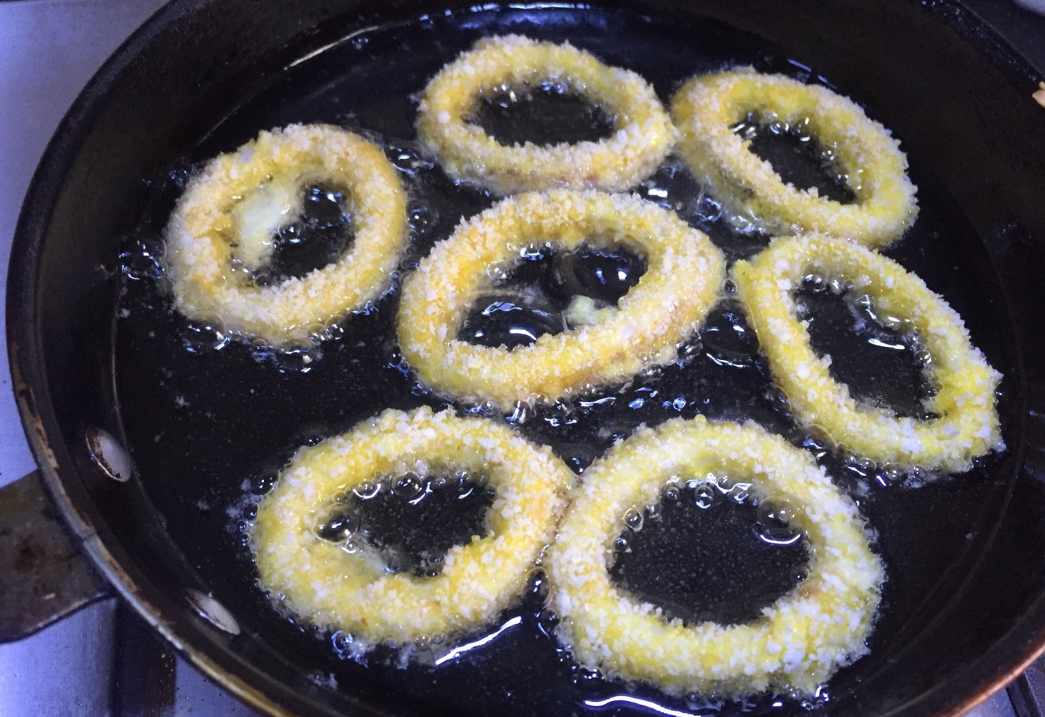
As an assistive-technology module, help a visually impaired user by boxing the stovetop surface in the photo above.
[1,0,1042,715]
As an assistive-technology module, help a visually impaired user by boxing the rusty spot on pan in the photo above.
[0,471,109,642]
[85,428,135,483]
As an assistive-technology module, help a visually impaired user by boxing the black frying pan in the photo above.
[6,0,1045,716]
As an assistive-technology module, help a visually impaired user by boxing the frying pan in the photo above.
[5,0,1045,715]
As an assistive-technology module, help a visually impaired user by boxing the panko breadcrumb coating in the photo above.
[396,190,726,409]
[672,70,917,248]
[417,35,675,194]
[733,234,1003,473]
[251,407,573,644]
[165,123,408,346]
[546,416,884,696]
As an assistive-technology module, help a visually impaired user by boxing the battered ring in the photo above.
[671,70,918,248]
[416,35,676,194]
[250,406,572,644]
[546,416,884,696]
[165,123,408,346]
[396,190,726,409]
[733,234,1003,473]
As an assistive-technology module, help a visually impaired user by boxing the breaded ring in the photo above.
[733,234,1002,472]
[251,407,572,644]
[396,190,726,409]
[546,416,884,696]
[417,35,675,194]
[165,123,408,346]
[671,70,917,248]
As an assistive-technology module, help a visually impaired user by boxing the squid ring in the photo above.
[396,190,726,409]
[546,416,884,696]
[416,35,675,195]
[671,70,918,248]
[733,234,1003,472]
[165,123,408,346]
[250,406,572,644]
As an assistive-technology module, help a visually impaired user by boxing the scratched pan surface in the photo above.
[8,1,1045,716]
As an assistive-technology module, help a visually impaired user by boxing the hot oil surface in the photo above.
[458,243,646,349]
[733,112,856,204]
[611,484,809,627]
[472,81,616,145]
[113,7,1013,717]
[251,185,354,286]
[315,473,495,577]
[795,279,934,418]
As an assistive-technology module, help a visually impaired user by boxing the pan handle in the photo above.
[0,469,111,642]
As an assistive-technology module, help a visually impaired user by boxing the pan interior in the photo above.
[107,5,1021,717]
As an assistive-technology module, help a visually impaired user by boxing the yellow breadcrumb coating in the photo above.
[417,35,676,194]
[251,407,572,644]
[547,417,884,696]
[165,123,408,346]
[733,234,1003,473]
[396,190,726,409]
[671,70,917,248]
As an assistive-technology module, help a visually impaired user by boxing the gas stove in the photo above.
[1,1,1043,715]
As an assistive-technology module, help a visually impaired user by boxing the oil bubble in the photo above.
[250,473,277,496]
[570,666,602,686]
[507,400,534,425]
[536,609,560,637]
[694,484,716,509]
[557,443,599,474]
[800,685,831,710]
[408,202,438,237]
[802,273,828,294]
[802,430,830,460]
[755,500,802,546]
[485,260,511,282]
[388,145,435,175]
[723,481,752,503]
[880,465,905,484]
[529,571,549,600]
[685,692,723,712]
[332,630,355,653]
[393,473,424,499]
[315,505,357,542]
[678,338,704,364]
[181,323,231,354]
[844,454,877,477]
[353,481,382,500]
[700,306,759,367]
